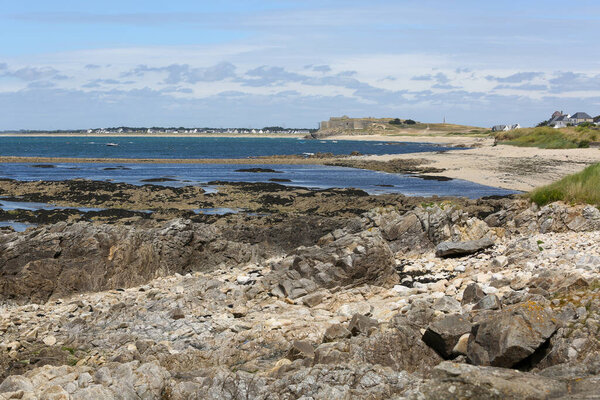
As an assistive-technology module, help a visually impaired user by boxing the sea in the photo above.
[0,136,517,198]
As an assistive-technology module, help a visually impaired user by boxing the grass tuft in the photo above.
[529,163,600,206]
[495,126,599,149]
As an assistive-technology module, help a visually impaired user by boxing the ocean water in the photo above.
[0,162,517,198]
[0,136,518,198]
[0,136,460,159]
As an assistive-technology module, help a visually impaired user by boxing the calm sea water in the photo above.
[0,136,459,159]
[0,162,517,198]
[0,136,517,198]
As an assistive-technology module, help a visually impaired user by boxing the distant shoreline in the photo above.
[0,133,306,139]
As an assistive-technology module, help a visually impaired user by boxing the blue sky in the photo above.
[1,0,599,129]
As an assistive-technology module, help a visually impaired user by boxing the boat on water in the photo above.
[106,143,119,147]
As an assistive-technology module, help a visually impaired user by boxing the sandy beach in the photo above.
[328,135,600,191]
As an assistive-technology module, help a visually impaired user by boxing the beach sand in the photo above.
[327,134,600,191]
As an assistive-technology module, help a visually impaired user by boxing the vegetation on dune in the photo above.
[529,163,600,207]
[495,126,600,149]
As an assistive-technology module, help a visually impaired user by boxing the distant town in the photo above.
[0,126,316,135]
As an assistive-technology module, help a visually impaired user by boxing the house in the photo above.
[548,111,594,127]
[492,125,509,132]
[569,112,593,124]
[491,124,520,132]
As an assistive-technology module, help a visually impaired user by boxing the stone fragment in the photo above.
[435,238,494,258]
[323,324,352,343]
[461,283,485,305]
[43,335,57,346]
[422,314,471,359]
[473,294,501,311]
[300,291,324,307]
[452,333,470,355]
[0,375,34,393]
[286,340,315,361]
[348,313,379,336]
[170,308,185,320]
[467,301,558,367]
[432,296,462,314]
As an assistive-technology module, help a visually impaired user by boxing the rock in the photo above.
[268,230,397,298]
[348,313,379,336]
[0,375,34,393]
[236,275,252,285]
[323,324,352,343]
[452,333,470,355]
[435,238,494,258]
[359,316,443,374]
[40,385,69,400]
[406,300,435,328]
[286,340,315,361]
[491,255,508,269]
[300,291,325,307]
[422,314,471,359]
[473,294,501,310]
[461,283,485,305]
[432,296,462,314]
[336,302,372,317]
[170,308,185,320]
[419,361,568,399]
[42,335,57,346]
[467,301,558,367]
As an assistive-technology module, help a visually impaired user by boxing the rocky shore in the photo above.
[1,180,600,399]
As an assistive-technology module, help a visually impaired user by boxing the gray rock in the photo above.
[422,314,471,359]
[467,301,558,367]
[0,375,34,393]
[435,238,494,258]
[433,296,462,314]
[348,313,379,336]
[461,283,485,305]
[287,340,315,361]
[417,361,568,399]
[323,324,352,342]
[473,294,501,310]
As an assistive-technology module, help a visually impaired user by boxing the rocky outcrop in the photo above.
[2,198,600,398]
[267,229,397,298]
[373,203,494,255]
[0,361,170,400]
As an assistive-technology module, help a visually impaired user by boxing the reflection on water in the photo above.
[0,221,37,232]
[0,163,519,199]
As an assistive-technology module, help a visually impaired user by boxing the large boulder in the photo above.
[467,301,558,367]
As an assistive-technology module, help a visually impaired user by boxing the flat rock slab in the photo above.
[435,238,495,258]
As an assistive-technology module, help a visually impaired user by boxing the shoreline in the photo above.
[1,134,599,191]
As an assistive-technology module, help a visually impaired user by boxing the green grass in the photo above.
[496,126,599,149]
[529,163,600,206]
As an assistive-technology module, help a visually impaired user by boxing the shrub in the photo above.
[405,119,417,125]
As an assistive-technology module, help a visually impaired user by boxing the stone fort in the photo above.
[319,116,374,130]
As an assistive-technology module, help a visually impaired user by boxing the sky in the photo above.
[1,0,599,130]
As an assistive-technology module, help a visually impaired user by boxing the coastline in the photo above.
[0,133,306,139]
[1,133,598,192]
